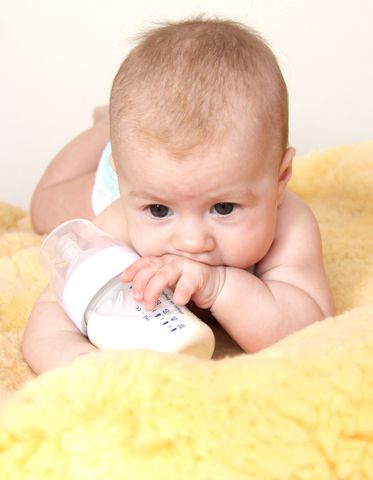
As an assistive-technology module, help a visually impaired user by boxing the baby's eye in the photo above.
[211,202,236,215]
[148,204,172,218]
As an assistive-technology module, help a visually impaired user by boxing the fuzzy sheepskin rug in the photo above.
[0,142,372,479]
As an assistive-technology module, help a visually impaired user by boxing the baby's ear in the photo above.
[277,147,295,204]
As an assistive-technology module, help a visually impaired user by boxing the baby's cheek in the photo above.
[131,235,165,258]
[220,239,257,269]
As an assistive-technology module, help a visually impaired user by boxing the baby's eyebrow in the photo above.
[129,187,258,203]
[128,190,149,197]
[128,190,169,202]
[208,187,259,202]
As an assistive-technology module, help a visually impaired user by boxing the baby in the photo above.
[23,18,334,374]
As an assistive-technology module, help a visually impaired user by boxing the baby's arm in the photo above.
[122,193,334,353]
[22,202,125,375]
[22,286,97,374]
[212,193,335,352]
[22,286,97,375]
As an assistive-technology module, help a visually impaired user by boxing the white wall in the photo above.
[1,0,372,209]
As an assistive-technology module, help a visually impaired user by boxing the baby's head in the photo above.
[110,17,288,159]
[109,18,294,268]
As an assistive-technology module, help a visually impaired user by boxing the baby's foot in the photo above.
[92,105,109,125]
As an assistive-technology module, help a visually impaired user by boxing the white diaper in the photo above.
[91,142,120,215]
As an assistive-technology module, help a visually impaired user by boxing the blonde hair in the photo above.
[110,18,288,156]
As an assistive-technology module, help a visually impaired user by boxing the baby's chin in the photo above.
[221,255,263,270]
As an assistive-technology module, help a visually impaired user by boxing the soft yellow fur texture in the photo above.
[0,143,372,479]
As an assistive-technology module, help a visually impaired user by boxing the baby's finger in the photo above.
[121,256,159,283]
[172,268,200,306]
[130,262,164,302]
[142,264,183,310]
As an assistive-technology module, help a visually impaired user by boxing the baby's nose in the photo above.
[171,223,215,255]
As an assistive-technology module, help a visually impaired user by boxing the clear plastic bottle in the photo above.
[39,219,215,359]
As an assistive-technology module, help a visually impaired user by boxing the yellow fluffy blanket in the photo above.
[0,143,372,479]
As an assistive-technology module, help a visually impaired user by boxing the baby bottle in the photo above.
[39,219,215,359]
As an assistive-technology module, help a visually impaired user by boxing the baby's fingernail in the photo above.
[122,274,134,284]
[134,291,142,300]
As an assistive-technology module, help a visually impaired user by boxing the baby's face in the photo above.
[114,124,289,269]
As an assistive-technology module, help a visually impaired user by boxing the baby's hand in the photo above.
[120,254,226,311]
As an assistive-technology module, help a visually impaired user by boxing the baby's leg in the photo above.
[31,107,110,234]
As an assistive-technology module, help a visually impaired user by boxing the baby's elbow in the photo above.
[315,289,335,320]
[240,303,332,355]
[239,331,283,354]
[242,343,269,354]
[324,295,336,318]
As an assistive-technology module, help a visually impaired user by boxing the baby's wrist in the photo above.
[209,265,227,311]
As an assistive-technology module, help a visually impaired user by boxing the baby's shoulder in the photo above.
[256,191,322,274]
[93,200,130,244]
[277,190,319,234]
[256,191,334,318]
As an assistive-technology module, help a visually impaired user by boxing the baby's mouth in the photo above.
[173,252,219,266]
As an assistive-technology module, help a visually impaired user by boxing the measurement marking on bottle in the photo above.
[162,321,169,325]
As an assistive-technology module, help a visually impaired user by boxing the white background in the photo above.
[1,0,372,209]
